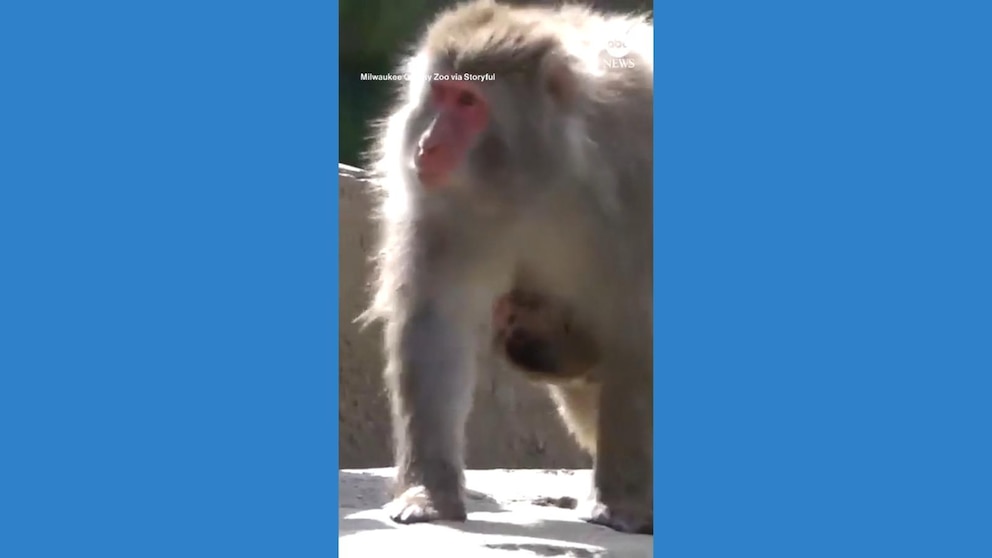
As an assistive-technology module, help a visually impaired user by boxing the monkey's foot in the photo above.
[385,485,467,524]
[579,500,653,535]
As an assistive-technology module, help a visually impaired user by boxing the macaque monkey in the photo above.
[360,0,654,534]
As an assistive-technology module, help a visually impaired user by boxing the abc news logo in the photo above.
[604,36,635,69]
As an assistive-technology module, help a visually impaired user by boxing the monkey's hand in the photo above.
[579,499,653,535]
[385,485,467,524]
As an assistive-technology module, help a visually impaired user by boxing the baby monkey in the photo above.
[491,290,600,384]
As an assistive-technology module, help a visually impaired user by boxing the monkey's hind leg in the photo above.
[579,353,654,535]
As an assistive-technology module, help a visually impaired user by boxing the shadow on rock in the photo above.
[339,471,395,509]
[484,542,606,557]
[453,516,651,550]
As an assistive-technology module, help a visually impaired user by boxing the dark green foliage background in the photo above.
[338,0,652,166]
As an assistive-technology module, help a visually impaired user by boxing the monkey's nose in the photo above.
[417,142,440,159]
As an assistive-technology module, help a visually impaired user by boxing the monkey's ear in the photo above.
[541,53,578,108]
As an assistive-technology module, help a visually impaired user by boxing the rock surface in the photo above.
[340,468,653,557]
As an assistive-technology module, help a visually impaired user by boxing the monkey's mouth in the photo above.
[416,169,449,190]
[416,169,439,183]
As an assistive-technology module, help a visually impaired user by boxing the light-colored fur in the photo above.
[358,0,654,533]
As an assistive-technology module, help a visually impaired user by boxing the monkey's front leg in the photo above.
[382,296,481,524]
[582,354,654,535]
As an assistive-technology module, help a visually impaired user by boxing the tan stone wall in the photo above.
[337,164,590,469]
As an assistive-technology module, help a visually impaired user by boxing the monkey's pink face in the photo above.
[414,80,489,189]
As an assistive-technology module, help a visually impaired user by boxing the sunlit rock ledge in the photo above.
[339,468,653,557]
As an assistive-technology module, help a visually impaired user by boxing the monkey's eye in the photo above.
[456,91,477,107]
